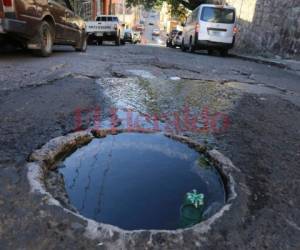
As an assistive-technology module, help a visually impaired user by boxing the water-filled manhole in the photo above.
[55,133,225,230]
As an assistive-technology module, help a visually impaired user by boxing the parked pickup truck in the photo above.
[0,0,87,56]
[86,15,125,46]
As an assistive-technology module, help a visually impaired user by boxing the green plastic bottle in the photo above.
[179,190,205,228]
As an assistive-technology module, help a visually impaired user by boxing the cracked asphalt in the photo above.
[0,44,300,249]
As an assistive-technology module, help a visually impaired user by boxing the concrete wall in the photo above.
[225,0,300,58]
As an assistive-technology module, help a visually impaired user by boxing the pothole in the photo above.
[54,132,225,230]
[27,129,238,240]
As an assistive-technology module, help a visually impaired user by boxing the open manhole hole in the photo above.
[46,132,226,230]
[28,129,238,237]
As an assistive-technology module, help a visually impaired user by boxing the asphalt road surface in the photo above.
[0,44,300,249]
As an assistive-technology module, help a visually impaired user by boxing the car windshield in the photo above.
[201,7,235,24]
[96,16,105,21]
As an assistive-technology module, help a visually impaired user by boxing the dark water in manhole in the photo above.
[58,133,225,230]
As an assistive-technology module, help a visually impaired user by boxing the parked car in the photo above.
[86,15,125,45]
[166,30,179,47]
[136,24,145,32]
[133,32,141,44]
[0,0,87,56]
[171,31,183,48]
[181,4,237,56]
[152,29,160,36]
[124,29,133,43]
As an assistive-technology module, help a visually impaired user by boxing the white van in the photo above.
[181,4,237,56]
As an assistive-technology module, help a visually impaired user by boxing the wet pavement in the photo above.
[0,44,300,249]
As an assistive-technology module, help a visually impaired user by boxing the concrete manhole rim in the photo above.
[26,128,239,240]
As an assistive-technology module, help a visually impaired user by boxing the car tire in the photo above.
[189,37,195,53]
[181,39,186,52]
[75,32,88,52]
[97,38,103,46]
[35,21,53,57]
[115,34,120,46]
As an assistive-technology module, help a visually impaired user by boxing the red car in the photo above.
[0,0,87,56]
[152,29,160,36]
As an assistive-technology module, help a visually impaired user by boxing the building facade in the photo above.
[225,0,300,58]
[73,0,137,29]
[73,0,113,20]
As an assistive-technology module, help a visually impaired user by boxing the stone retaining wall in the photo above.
[225,0,300,58]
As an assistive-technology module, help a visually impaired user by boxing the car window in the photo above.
[112,17,119,22]
[107,17,112,21]
[201,7,235,24]
[53,0,67,7]
[96,16,106,21]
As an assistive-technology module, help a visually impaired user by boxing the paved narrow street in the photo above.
[1,44,300,249]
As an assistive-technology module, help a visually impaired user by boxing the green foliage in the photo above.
[127,0,211,11]
[197,156,211,168]
[126,0,157,10]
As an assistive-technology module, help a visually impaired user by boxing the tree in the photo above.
[126,0,224,21]
[126,0,220,11]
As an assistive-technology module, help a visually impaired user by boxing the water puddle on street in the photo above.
[95,77,236,145]
[58,133,225,230]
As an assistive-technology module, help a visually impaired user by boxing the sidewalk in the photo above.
[233,53,300,75]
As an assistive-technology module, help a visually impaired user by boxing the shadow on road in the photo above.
[0,45,79,58]
[165,46,235,58]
